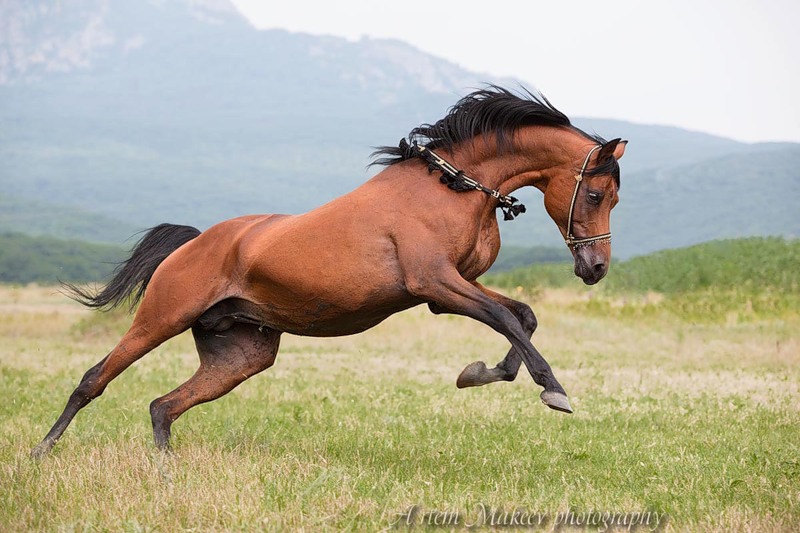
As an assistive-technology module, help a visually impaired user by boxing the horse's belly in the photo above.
[198,296,419,338]
[278,301,419,336]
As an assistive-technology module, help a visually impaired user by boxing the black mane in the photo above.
[371,85,619,186]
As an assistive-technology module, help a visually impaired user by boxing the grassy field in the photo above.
[1,269,798,530]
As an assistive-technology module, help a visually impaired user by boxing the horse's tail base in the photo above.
[63,223,201,312]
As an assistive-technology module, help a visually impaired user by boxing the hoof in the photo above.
[456,361,490,388]
[540,390,573,414]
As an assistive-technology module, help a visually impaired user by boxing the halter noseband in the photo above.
[564,145,612,249]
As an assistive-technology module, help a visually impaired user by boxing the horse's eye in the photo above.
[587,191,604,205]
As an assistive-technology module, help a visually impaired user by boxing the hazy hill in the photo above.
[0,193,137,242]
[500,141,800,256]
[612,144,800,255]
[0,233,124,283]
[1,0,797,258]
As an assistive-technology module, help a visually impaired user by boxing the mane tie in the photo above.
[400,139,526,221]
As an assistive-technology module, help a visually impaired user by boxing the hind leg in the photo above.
[30,323,178,459]
[32,274,226,458]
[150,322,280,450]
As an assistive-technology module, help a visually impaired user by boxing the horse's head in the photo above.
[544,138,627,285]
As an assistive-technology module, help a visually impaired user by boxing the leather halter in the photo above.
[564,145,612,248]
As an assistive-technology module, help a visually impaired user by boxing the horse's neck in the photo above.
[453,127,587,196]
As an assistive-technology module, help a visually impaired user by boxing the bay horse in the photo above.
[32,86,626,457]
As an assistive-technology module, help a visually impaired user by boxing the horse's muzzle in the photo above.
[573,248,609,285]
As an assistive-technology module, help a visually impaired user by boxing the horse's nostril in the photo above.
[593,262,606,274]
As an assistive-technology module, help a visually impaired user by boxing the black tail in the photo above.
[64,223,201,312]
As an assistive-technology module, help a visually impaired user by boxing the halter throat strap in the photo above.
[565,145,612,248]
[409,142,526,221]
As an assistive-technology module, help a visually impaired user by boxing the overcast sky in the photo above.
[229,0,799,144]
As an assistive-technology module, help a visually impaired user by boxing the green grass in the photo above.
[602,237,800,294]
[484,237,800,293]
[1,281,798,531]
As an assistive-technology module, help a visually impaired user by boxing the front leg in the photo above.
[412,268,571,413]
[434,282,533,388]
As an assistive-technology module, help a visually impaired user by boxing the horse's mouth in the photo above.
[578,271,605,285]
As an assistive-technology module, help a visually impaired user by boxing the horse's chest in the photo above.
[458,222,501,281]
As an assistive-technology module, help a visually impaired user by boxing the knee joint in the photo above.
[72,363,108,404]
[518,305,538,334]
[149,399,173,426]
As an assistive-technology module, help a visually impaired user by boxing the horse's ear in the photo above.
[597,138,627,161]
[614,139,628,160]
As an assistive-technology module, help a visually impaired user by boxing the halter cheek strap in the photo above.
[564,145,612,248]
